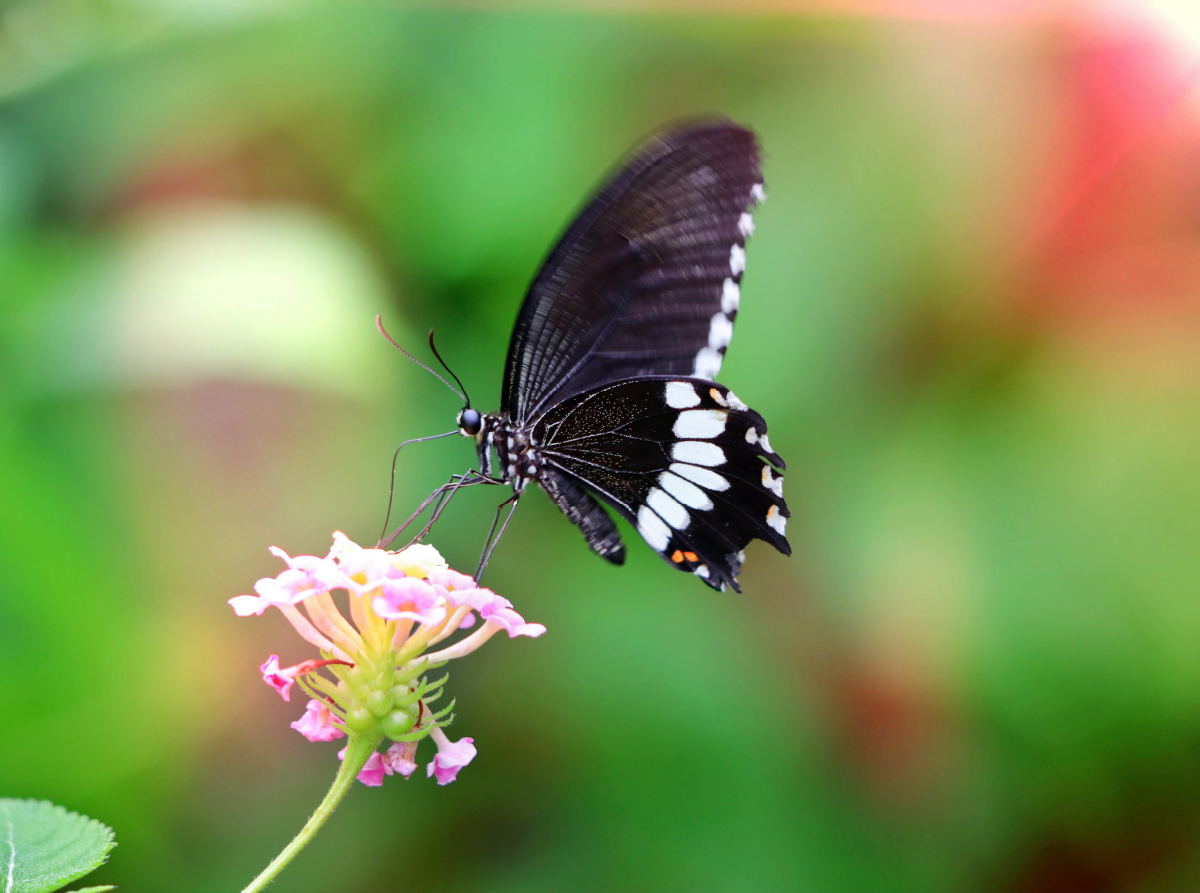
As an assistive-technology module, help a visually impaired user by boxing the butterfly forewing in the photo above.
[502,122,763,423]
[533,377,789,591]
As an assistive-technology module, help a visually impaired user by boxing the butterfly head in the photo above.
[457,407,482,438]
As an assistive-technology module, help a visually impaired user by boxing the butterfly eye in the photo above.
[458,408,482,436]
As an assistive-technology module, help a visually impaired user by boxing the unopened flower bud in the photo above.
[372,667,395,691]
[366,689,394,717]
[346,706,377,734]
[381,709,415,739]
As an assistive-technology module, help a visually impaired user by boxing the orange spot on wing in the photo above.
[683,551,699,562]
[671,550,684,563]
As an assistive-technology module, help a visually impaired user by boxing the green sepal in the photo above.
[392,677,428,708]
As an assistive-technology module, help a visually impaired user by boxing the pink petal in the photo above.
[380,576,438,605]
[338,746,391,787]
[372,595,447,626]
[478,600,547,638]
[428,567,476,592]
[291,700,346,742]
[259,655,294,701]
[229,595,267,616]
[458,612,477,629]
[381,742,419,779]
[427,736,476,785]
[356,752,386,786]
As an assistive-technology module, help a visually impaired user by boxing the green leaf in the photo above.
[0,800,115,893]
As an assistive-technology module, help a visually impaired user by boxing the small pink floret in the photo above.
[427,735,477,785]
[475,591,547,638]
[260,655,295,701]
[340,745,413,786]
[382,741,419,779]
[229,594,266,616]
[291,700,345,742]
[356,752,386,786]
[428,567,477,592]
[374,576,446,625]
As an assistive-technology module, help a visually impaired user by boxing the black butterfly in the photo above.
[385,120,790,592]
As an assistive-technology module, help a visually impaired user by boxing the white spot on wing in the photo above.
[664,380,700,409]
[692,346,723,380]
[671,441,726,466]
[673,409,727,439]
[738,212,755,237]
[745,427,759,445]
[659,471,714,511]
[767,505,787,535]
[760,433,774,455]
[636,505,671,551]
[751,183,767,203]
[647,487,690,530]
[708,312,733,350]
[709,388,726,407]
[694,565,710,579]
[730,244,746,276]
[761,466,784,498]
[670,462,730,491]
[724,390,748,411]
[721,278,740,314]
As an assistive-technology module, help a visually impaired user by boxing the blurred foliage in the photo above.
[3,2,1200,891]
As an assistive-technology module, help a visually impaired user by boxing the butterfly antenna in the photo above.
[428,330,471,408]
[375,315,467,403]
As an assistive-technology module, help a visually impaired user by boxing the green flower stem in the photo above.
[242,730,385,893]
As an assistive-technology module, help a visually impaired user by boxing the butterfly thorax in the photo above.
[474,413,542,493]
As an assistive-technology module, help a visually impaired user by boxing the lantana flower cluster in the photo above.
[230,532,544,785]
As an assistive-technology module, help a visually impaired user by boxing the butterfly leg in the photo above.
[376,430,461,547]
[475,494,520,581]
[378,470,498,549]
[402,468,505,549]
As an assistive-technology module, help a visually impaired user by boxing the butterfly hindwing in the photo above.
[502,121,763,423]
[533,377,789,591]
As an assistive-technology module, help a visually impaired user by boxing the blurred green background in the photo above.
[4,1,1200,890]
